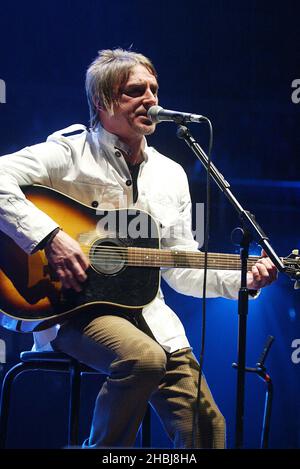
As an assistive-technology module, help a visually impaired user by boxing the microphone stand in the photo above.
[176,124,285,448]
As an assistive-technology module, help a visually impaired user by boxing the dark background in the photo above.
[0,0,300,449]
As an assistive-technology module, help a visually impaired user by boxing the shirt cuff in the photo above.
[31,227,61,253]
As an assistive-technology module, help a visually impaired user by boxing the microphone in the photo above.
[147,105,205,124]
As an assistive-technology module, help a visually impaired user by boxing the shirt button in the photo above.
[115,150,122,158]
[126,179,132,186]
[91,201,99,208]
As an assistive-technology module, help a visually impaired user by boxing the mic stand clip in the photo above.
[232,335,274,448]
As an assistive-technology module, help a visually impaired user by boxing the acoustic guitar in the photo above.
[0,185,299,332]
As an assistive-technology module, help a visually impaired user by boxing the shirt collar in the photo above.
[92,124,149,163]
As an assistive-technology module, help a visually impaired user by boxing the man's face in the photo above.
[100,64,159,141]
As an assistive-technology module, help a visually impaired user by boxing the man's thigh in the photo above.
[51,310,164,374]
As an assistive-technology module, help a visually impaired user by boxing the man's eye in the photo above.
[122,86,158,98]
[123,88,143,97]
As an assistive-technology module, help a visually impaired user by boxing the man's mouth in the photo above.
[136,113,153,123]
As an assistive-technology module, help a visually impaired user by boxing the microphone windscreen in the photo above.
[147,105,163,123]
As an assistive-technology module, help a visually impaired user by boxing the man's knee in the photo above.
[111,341,167,384]
[136,345,167,377]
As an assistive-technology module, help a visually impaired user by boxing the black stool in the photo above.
[0,351,151,449]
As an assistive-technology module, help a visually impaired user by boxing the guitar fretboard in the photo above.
[126,248,260,270]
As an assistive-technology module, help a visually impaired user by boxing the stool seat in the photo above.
[20,351,74,362]
[19,351,97,373]
[0,351,151,448]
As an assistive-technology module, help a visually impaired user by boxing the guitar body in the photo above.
[0,185,160,331]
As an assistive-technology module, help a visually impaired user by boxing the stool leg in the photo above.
[0,363,27,449]
[68,360,81,447]
[140,404,151,448]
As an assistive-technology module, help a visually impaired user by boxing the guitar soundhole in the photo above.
[89,238,126,275]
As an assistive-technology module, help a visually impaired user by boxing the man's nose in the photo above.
[143,89,158,108]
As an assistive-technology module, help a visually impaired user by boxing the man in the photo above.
[0,49,277,448]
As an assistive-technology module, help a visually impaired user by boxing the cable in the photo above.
[192,117,213,448]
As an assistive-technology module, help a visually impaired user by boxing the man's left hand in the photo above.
[247,252,278,290]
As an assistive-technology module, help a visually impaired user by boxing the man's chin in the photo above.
[143,125,156,136]
[135,122,156,136]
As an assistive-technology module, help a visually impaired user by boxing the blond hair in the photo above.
[85,48,157,128]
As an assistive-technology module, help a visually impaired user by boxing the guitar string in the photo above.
[87,262,257,269]
[74,249,264,269]
[79,244,250,255]
[76,259,295,273]
[71,258,295,271]
[79,251,259,260]
[59,245,294,269]
[83,256,294,268]
[78,244,262,260]
[78,245,295,264]
[77,247,292,264]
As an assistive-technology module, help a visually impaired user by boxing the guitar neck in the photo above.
[127,247,260,270]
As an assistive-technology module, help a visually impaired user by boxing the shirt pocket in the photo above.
[55,181,125,209]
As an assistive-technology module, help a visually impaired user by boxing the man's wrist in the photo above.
[34,227,61,252]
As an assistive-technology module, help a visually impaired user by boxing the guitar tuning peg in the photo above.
[292,249,299,256]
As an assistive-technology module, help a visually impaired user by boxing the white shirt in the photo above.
[0,124,244,352]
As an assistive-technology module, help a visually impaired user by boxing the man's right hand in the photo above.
[44,230,90,292]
